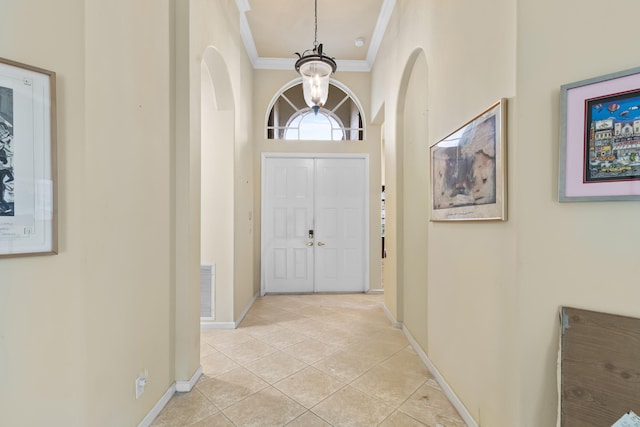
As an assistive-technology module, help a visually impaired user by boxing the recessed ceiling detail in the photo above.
[235,0,396,72]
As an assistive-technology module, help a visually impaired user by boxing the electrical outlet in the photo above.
[135,370,148,399]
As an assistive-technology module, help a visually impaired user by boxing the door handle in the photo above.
[306,242,314,246]
[317,242,326,246]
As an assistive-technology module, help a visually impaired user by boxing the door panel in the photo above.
[263,158,315,293]
[315,158,366,292]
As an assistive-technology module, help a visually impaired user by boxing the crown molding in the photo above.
[237,0,259,66]
[253,57,295,70]
[367,0,396,65]
[336,59,372,73]
[236,0,396,72]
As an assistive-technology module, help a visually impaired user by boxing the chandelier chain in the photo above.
[313,0,318,49]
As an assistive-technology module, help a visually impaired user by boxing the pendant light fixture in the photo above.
[294,0,337,115]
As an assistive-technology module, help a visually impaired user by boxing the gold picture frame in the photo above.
[429,99,507,221]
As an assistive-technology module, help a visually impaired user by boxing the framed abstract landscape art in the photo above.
[430,99,507,221]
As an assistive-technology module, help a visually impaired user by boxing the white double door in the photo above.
[262,156,368,294]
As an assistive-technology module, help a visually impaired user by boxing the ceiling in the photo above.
[235,0,396,72]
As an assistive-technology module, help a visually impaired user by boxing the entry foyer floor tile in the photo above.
[151,293,467,426]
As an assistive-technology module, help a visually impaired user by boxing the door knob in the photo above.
[317,242,326,246]
[306,242,314,246]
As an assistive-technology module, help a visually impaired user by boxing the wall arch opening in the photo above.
[394,49,429,347]
[200,46,235,322]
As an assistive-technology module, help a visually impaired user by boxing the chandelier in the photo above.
[294,0,337,115]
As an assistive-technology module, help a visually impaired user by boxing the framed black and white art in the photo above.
[0,57,57,257]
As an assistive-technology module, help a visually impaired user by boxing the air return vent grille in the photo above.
[200,265,214,319]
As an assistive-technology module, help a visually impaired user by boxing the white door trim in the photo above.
[261,152,370,295]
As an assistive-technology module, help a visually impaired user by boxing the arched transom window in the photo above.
[267,81,364,141]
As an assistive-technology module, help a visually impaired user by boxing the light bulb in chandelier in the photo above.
[296,47,335,114]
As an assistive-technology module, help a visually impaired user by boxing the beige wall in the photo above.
[0,1,88,425]
[374,0,640,425]
[200,60,235,321]
[190,0,255,323]
[1,0,182,425]
[84,1,176,422]
[252,69,383,294]
[372,0,518,425]
[0,0,255,422]
[399,51,429,348]
[5,0,640,425]
[173,0,201,385]
[516,0,640,425]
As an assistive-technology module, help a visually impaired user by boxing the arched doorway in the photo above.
[395,49,429,348]
[200,46,236,323]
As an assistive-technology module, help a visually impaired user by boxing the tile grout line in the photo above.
[153,294,464,427]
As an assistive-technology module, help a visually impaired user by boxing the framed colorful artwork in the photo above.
[430,99,507,221]
[0,57,57,257]
[559,67,640,201]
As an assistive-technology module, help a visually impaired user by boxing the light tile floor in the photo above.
[151,293,467,427]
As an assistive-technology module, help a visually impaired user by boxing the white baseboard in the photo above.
[200,321,236,329]
[137,365,204,426]
[200,292,258,329]
[137,383,176,427]
[141,290,253,426]
[234,291,258,327]
[176,365,202,392]
[402,325,478,427]
[382,302,402,329]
